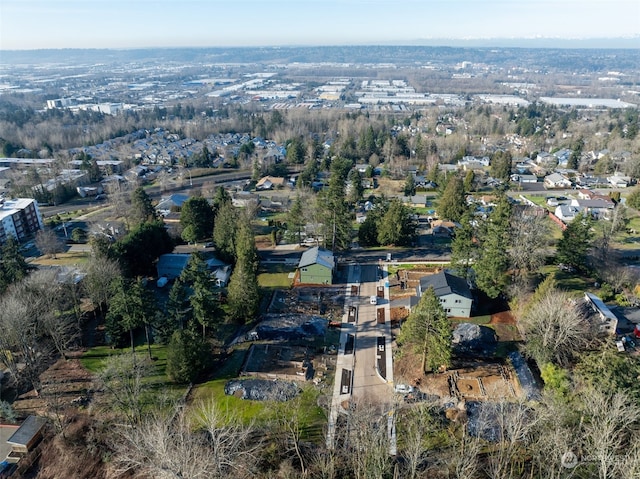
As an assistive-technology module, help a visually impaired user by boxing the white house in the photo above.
[555,205,582,222]
[418,271,473,317]
[544,173,572,189]
[570,198,614,219]
[607,175,631,188]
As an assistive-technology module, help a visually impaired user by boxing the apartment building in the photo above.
[0,198,44,245]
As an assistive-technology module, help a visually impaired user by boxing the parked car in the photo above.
[370,295,377,305]
[394,384,414,394]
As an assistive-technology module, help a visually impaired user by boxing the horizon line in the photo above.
[2,37,640,53]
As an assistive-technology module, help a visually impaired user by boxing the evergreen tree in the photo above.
[490,150,512,181]
[180,196,215,243]
[213,201,239,263]
[377,199,416,246]
[450,210,476,280]
[106,278,157,357]
[436,175,466,222]
[227,215,260,324]
[473,194,512,299]
[286,194,305,245]
[321,157,353,251]
[160,277,189,342]
[403,173,416,196]
[286,137,305,164]
[227,261,259,324]
[347,169,364,204]
[113,220,174,277]
[556,212,593,272]
[212,186,231,208]
[358,213,382,247]
[130,186,157,226]
[397,287,451,372]
[463,170,475,192]
[166,329,211,384]
[0,237,31,294]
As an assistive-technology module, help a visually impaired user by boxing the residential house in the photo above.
[544,173,572,189]
[157,254,191,280]
[570,198,614,219]
[6,416,47,457]
[256,176,286,190]
[297,246,335,284]
[232,191,260,208]
[417,271,473,317]
[607,174,631,188]
[155,193,189,215]
[431,220,459,237]
[553,148,573,168]
[510,174,538,184]
[206,257,232,287]
[554,205,582,222]
[414,176,437,189]
[435,123,455,135]
[584,292,618,335]
[536,152,555,165]
[400,195,427,207]
[261,147,285,167]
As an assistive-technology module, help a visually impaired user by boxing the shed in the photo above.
[297,246,335,284]
[6,416,47,455]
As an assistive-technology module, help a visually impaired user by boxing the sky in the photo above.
[1,0,639,50]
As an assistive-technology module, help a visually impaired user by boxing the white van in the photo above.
[370,295,377,305]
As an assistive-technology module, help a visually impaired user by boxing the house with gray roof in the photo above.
[297,246,335,284]
[418,271,473,317]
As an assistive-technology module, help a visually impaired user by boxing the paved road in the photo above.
[351,264,393,403]
[327,262,396,449]
[40,170,254,218]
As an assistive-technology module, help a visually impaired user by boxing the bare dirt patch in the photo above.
[490,311,516,325]
[13,358,94,417]
[388,266,444,300]
[269,287,345,318]
[395,353,523,402]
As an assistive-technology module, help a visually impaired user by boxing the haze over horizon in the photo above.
[1,0,639,51]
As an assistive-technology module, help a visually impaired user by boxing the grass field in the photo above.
[258,262,295,289]
[31,250,90,266]
[191,348,327,440]
[80,343,188,406]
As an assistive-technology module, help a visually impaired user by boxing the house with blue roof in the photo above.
[297,246,335,284]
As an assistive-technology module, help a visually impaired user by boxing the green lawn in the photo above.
[80,343,187,407]
[191,348,326,440]
[258,263,295,289]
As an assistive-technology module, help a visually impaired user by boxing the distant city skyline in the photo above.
[1,0,639,51]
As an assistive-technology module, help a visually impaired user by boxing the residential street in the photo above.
[327,262,395,448]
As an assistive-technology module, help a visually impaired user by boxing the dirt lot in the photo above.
[388,266,444,300]
[268,286,345,318]
[395,354,522,402]
[13,356,94,417]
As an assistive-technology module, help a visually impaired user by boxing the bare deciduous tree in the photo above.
[508,211,550,289]
[519,290,593,366]
[580,389,640,479]
[343,400,393,479]
[82,254,121,317]
[95,353,153,427]
[398,402,440,479]
[109,400,260,479]
[35,228,65,259]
